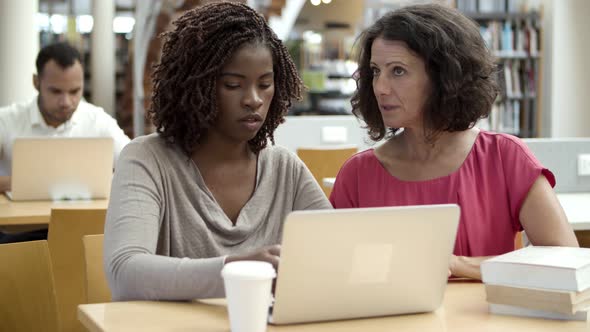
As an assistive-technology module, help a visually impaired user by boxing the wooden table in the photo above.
[557,193,590,231]
[0,194,108,229]
[78,283,587,332]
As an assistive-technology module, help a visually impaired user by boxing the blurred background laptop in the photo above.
[6,137,114,201]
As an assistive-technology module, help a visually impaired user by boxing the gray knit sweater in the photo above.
[104,134,331,301]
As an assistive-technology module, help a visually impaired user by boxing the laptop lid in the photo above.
[269,204,460,324]
[9,137,114,201]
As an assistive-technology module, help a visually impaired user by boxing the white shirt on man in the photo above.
[0,96,131,176]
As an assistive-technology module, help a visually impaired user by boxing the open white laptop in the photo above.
[7,137,114,201]
[269,204,460,325]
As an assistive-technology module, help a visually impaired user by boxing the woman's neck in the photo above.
[191,131,254,165]
[390,128,466,163]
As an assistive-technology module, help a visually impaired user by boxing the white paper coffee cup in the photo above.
[222,261,276,332]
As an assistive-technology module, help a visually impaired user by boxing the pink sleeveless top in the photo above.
[329,131,554,257]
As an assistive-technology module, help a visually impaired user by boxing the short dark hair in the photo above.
[149,2,303,155]
[36,42,82,76]
[352,4,499,141]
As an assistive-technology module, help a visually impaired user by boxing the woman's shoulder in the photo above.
[474,130,544,176]
[476,130,531,154]
[261,143,292,155]
[260,144,302,165]
[122,133,184,162]
[341,148,378,169]
[124,133,162,152]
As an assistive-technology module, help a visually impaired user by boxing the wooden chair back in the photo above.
[0,240,60,332]
[47,208,107,332]
[296,145,358,197]
[82,234,111,303]
[514,232,522,249]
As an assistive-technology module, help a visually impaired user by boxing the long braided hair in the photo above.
[149,1,303,155]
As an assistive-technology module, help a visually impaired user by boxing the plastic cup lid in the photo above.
[221,261,277,280]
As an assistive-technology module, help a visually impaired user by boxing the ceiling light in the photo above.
[310,0,321,6]
[35,13,50,32]
[49,14,66,34]
[322,0,332,3]
[113,16,135,34]
[303,30,322,44]
[76,15,93,34]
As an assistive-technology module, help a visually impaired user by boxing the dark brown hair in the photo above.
[36,42,82,76]
[149,1,303,154]
[352,3,499,141]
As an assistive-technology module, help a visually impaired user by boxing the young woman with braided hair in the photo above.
[104,2,331,301]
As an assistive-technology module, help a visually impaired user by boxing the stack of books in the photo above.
[481,246,590,320]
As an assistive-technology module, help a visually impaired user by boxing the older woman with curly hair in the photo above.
[104,2,330,301]
[330,4,578,279]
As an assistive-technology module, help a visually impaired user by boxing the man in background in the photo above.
[0,42,130,193]
[0,42,130,243]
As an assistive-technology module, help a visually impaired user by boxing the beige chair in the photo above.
[514,232,523,249]
[82,234,111,303]
[47,208,107,332]
[296,145,358,197]
[0,240,60,332]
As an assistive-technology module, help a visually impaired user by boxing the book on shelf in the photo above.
[481,101,520,136]
[481,246,590,292]
[502,59,530,98]
[527,20,539,55]
[478,0,505,13]
[508,0,527,13]
[485,284,590,315]
[512,100,520,132]
[489,303,588,321]
[456,0,477,13]
[515,21,526,54]
[498,100,519,135]
[511,60,522,97]
[491,21,501,52]
[503,61,513,96]
[523,59,536,95]
[479,20,539,57]
[502,21,513,52]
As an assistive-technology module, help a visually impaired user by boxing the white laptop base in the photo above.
[269,204,460,325]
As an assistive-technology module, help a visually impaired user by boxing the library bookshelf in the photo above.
[458,0,543,138]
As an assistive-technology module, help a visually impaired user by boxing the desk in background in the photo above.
[560,193,590,246]
[0,194,108,231]
[557,193,590,230]
[78,283,586,332]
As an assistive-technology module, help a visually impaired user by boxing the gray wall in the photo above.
[274,115,376,152]
[524,138,590,193]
